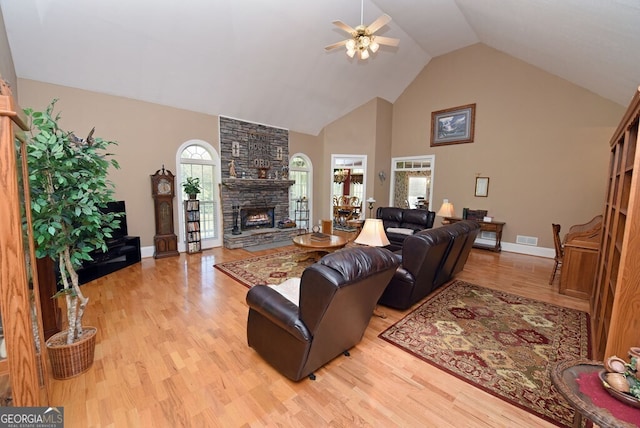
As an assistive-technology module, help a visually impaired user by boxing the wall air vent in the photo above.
[516,235,538,246]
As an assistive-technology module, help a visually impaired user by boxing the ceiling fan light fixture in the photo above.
[325,0,399,61]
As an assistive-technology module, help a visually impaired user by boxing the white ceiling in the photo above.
[1,0,639,135]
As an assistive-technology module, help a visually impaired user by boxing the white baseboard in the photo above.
[142,241,555,259]
[141,246,155,258]
[475,237,554,258]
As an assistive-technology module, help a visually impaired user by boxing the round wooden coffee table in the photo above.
[292,233,348,261]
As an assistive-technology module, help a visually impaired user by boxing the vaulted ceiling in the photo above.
[1,0,638,135]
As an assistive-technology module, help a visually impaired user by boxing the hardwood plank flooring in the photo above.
[48,246,589,427]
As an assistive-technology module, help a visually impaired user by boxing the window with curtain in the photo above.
[391,156,434,209]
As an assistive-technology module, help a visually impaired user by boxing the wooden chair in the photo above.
[549,223,564,285]
[348,196,362,220]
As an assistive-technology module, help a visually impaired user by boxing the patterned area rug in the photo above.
[214,249,314,288]
[379,280,591,427]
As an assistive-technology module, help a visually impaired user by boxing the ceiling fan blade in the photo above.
[332,20,357,36]
[374,36,400,47]
[366,14,391,34]
[325,39,349,51]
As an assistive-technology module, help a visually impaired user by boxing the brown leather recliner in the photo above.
[246,246,399,381]
[378,220,480,310]
[376,207,436,251]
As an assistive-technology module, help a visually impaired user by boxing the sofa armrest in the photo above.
[246,285,311,342]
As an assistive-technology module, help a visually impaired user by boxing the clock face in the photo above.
[157,178,172,195]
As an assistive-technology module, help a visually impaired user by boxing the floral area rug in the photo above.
[379,280,591,427]
[214,249,314,288]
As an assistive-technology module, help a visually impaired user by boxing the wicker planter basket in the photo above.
[46,326,97,380]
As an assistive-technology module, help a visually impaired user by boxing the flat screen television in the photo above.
[101,200,128,245]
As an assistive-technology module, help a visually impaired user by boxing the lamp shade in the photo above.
[436,199,455,217]
[354,219,390,247]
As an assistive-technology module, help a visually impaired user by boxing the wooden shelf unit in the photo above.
[185,199,202,254]
[591,86,640,360]
[0,78,50,406]
[295,199,309,234]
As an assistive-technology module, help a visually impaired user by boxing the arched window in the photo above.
[289,154,313,230]
[178,141,222,249]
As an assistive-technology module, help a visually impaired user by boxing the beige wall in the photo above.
[289,130,324,224]
[16,79,326,249]
[392,44,625,249]
[373,98,393,214]
[320,98,393,220]
[8,40,628,253]
[18,79,221,247]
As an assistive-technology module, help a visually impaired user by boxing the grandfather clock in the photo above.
[150,166,179,258]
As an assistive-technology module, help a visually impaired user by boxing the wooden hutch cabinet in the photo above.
[591,86,640,360]
[0,78,50,405]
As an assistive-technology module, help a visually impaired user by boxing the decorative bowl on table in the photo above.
[599,371,640,409]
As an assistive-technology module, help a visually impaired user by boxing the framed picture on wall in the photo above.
[475,176,489,197]
[431,103,476,146]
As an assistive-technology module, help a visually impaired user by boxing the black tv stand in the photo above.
[77,236,141,284]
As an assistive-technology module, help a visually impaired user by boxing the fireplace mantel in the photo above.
[222,178,295,190]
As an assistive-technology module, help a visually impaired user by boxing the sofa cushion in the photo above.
[377,207,404,229]
[386,227,414,235]
[401,209,432,231]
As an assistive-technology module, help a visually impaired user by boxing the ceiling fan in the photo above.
[325,0,400,60]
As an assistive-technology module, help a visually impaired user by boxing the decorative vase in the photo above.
[46,326,97,379]
[188,193,197,200]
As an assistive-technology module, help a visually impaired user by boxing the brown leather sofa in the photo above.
[376,207,436,251]
[378,220,480,310]
[246,246,399,381]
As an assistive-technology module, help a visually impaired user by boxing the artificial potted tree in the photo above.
[182,176,201,199]
[24,99,120,379]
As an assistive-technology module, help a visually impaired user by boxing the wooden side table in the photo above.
[444,217,506,252]
[292,233,348,262]
[551,359,640,428]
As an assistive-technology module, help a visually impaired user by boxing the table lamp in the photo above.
[354,218,390,318]
[366,197,376,218]
[354,218,390,247]
[436,199,455,224]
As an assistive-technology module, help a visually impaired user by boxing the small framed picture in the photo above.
[475,177,489,197]
[431,103,476,146]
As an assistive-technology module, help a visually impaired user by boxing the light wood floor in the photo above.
[48,245,589,427]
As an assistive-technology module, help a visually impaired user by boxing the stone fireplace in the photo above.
[219,116,296,249]
[221,178,296,249]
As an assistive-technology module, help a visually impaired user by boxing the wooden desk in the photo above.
[561,240,599,299]
[560,215,602,300]
[444,217,506,252]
